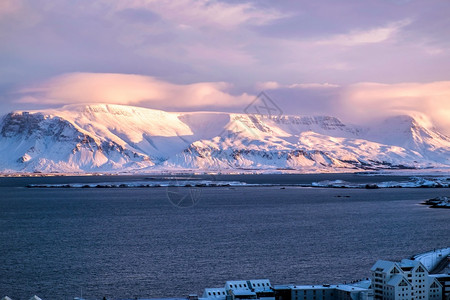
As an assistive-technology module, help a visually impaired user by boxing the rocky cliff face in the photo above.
[0,111,153,173]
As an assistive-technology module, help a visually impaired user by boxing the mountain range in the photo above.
[0,104,449,173]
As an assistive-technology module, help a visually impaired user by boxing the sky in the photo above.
[1,0,450,132]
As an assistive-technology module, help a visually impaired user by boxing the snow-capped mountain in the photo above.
[0,104,449,173]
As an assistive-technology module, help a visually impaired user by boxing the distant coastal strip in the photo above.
[25,176,450,189]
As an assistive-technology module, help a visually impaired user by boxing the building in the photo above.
[334,285,374,300]
[224,280,259,300]
[273,285,292,300]
[371,259,443,300]
[202,288,227,300]
[290,284,373,300]
[201,280,274,300]
[203,280,372,300]
[430,274,450,300]
[247,279,275,299]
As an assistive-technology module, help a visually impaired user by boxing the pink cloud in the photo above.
[340,81,450,134]
[12,73,450,136]
[15,72,253,109]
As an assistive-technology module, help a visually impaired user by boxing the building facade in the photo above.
[371,259,443,300]
[430,274,450,300]
[290,284,373,300]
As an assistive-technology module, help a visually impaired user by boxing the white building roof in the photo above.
[387,275,411,287]
[226,281,252,291]
[399,259,419,267]
[272,285,291,290]
[335,285,370,292]
[399,259,429,274]
[348,279,371,290]
[248,279,272,292]
[29,296,42,300]
[290,284,369,293]
[371,260,398,272]
[225,280,256,297]
[290,285,336,290]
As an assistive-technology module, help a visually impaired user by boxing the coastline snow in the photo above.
[25,176,450,189]
[311,176,450,188]
[26,180,249,189]
[413,247,450,271]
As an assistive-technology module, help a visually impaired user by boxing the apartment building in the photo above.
[371,259,442,300]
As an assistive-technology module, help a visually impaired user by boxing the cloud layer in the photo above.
[12,72,450,134]
[0,0,449,134]
[1,0,450,90]
[15,73,252,109]
[264,80,450,134]
[341,81,450,133]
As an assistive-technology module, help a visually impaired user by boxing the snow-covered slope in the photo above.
[0,104,448,173]
[367,113,450,163]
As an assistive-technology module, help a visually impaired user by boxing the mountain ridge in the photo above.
[0,104,449,173]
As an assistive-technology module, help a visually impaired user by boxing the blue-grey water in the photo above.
[0,174,449,300]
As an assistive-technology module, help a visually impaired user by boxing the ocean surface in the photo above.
[0,174,449,299]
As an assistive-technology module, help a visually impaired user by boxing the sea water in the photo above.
[0,175,449,299]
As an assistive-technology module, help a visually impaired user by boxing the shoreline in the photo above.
[1,167,450,178]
